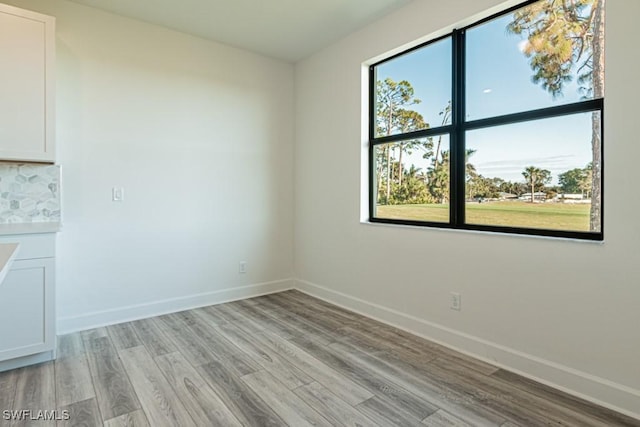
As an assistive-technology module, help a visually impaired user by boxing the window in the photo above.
[369,0,604,240]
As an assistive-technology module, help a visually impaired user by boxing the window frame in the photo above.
[368,0,604,241]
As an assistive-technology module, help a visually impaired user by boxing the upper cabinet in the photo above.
[0,3,55,163]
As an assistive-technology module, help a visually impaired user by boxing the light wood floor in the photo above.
[1,290,638,426]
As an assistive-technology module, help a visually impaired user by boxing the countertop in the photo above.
[0,222,61,236]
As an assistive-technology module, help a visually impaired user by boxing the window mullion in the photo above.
[368,65,376,220]
[451,29,466,226]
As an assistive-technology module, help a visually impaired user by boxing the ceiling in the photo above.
[66,0,413,62]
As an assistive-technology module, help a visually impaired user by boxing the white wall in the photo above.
[294,0,640,417]
[5,0,295,331]
[4,0,638,417]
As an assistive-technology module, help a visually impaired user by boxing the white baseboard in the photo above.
[0,350,55,373]
[295,278,640,421]
[57,278,294,334]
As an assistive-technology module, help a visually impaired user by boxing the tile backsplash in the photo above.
[0,163,60,223]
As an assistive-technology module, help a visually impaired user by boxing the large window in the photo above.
[369,0,604,240]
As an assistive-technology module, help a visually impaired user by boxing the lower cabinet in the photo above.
[0,233,56,370]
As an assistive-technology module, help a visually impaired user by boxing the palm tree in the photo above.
[522,166,552,203]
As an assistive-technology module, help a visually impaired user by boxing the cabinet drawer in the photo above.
[0,258,55,361]
[0,233,55,260]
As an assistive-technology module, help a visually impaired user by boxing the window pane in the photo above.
[466,0,604,120]
[374,135,450,223]
[374,37,452,138]
[465,112,601,233]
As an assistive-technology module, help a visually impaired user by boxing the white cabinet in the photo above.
[0,3,55,163]
[0,233,56,370]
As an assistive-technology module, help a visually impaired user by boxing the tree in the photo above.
[499,180,527,196]
[391,164,431,204]
[427,150,450,204]
[508,0,604,230]
[558,168,586,194]
[424,102,452,204]
[433,101,451,168]
[427,148,477,203]
[465,149,478,181]
[579,164,593,198]
[522,166,552,202]
[546,185,561,200]
[396,109,429,187]
[464,149,480,200]
[468,175,501,200]
[558,163,593,198]
[375,78,429,204]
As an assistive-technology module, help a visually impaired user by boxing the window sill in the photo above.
[359,219,604,245]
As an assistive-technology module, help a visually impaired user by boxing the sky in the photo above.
[375,9,596,184]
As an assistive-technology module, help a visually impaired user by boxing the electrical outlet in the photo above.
[239,261,247,274]
[450,292,461,311]
[112,187,124,202]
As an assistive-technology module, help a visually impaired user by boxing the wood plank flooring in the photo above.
[1,290,638,426]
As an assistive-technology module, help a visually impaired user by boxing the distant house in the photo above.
[519,192,546,201]
[498,192,518,200]
[554,193,590,203]
[559,193,584,200]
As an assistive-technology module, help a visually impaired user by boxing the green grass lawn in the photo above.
[376,201,591,231]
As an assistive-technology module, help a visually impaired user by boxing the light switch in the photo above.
[112,187,124,202]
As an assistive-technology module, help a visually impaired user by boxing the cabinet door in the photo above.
[0,258,55,361]
[0,5,55,162]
